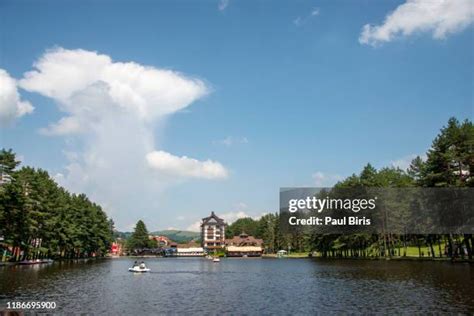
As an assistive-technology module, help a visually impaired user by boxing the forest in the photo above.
[225,117,473,260]
[0,150,114,261]
[1,117,472,261]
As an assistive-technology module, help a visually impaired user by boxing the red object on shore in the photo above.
[111,242,121,255]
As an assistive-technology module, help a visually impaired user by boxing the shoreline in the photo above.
[3,255,473,265]
[262,254,474,263]
[0,257,107,266]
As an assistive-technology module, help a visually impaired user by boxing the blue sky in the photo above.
[1,0,473,231]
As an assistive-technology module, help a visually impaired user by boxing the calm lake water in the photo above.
[0,258,473,314]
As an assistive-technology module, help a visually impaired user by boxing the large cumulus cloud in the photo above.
[16,47,227,228]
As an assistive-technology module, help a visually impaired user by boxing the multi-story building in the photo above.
[201,212,226,252]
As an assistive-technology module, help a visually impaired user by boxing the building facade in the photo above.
[225,232,263,247]
[176,247,205,257]
[225,232,264,257]
[226,246,263,257]
[201,211,226,252]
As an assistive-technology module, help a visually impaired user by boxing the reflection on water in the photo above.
[0,258,473,314]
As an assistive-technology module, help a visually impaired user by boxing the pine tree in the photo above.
[128,220,152,250]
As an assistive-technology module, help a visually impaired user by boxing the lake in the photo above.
[1,258,473,314]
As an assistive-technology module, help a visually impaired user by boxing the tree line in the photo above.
[0,150,113,261]
[226,117,473,259]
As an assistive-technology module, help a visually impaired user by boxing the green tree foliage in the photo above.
[253,117,473,259]
[226,217,259,238]
[0,148,20,172]
[414,118,473,259]
[419,118,473,187]
[0,149,113,260]
[128,220,154,249]
[224,213,290,252]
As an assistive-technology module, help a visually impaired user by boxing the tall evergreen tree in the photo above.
[0,149,113,261]
[128,220,152,249]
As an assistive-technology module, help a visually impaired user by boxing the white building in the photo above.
[176,247,205,257]
[201,212,226,252]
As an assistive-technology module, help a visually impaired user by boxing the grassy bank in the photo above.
[262,243,473,263]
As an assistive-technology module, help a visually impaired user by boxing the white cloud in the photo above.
[294,7,320,26]
[39,116,83,136]
[18,47,225,230]
[20,47,208,133]
[146,150,228,179]
[218,0,229,11]
[220,211,258,223]
[213,136,248,147]
[312,171,343,187]
[233,202,248,211]
[390,153,427,171]
[359,0,474,46]
[186,220,203,232]
[293,17,303,27]
[0,69,34,126]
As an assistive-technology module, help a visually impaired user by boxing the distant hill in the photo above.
[114,229,200,243]
[151,230,200,243]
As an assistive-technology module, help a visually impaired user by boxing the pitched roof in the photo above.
[201,211,226,226]
[177,241,201,248]
[225,233,263,246]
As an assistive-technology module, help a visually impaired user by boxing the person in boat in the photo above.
[133,261,138,268]
[139,261,146,269]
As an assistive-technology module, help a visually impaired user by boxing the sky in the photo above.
[0,0,473,231]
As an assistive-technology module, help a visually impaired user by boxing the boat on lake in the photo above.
[128,266,150,273]
[129,262,150,272]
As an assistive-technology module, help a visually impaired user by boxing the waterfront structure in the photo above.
[163,247,177,257]
[225,232,263,247]
[201,212,226,252]
[225,232,263,257]
[226,246,263,257]
[176,247,205,257]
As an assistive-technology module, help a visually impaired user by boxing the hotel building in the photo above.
[201,212,226,252]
